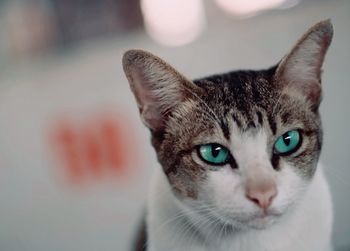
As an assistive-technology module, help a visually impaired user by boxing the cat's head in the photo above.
[122,20,333,229]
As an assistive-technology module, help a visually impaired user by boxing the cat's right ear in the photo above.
[122,50,199,131]
[275,20,333,110]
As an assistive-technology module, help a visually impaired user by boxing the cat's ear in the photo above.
[122,49,199,131]
[275,20,333,110]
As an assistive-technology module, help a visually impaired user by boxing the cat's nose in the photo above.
[245,179,277,211]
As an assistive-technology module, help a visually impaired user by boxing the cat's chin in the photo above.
[243,214,280,229]
[219,211,283,230]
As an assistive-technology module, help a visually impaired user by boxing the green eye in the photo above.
[198,143,230,165]
[274,130,301,155]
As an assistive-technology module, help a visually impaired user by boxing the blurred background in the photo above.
[0,0,349,250]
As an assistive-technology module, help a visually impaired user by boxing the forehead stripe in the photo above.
[232,113,242,128]
[220,118,230,140]
[257,111,263,126]
[268,115,277,135]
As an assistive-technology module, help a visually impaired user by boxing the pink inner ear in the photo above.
[130,69,166,131]
[275,23,332,109]
[303,80,322,106]
[141,104,165,131]
[281,78,322,110]
[129,66,153,108]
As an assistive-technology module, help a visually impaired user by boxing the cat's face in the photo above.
[158,71,323,229]
[123,20,333,229]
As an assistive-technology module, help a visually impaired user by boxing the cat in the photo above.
[122,20,334,251]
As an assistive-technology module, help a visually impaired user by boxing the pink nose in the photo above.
[246,180,277,211]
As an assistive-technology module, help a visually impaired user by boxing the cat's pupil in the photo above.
[212,145,221,158]
[283,132,291,146]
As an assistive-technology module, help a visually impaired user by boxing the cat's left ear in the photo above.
[275,20,333,110]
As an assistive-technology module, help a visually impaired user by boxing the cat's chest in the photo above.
[147,166,333,251]
[209,232,289,251]
[164,231,300,251]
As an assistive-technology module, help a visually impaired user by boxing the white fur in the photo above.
[146,127,333,251]
[147,164,333,251]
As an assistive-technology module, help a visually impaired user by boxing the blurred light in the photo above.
[215,0,293,17]
[141,0,205,47]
